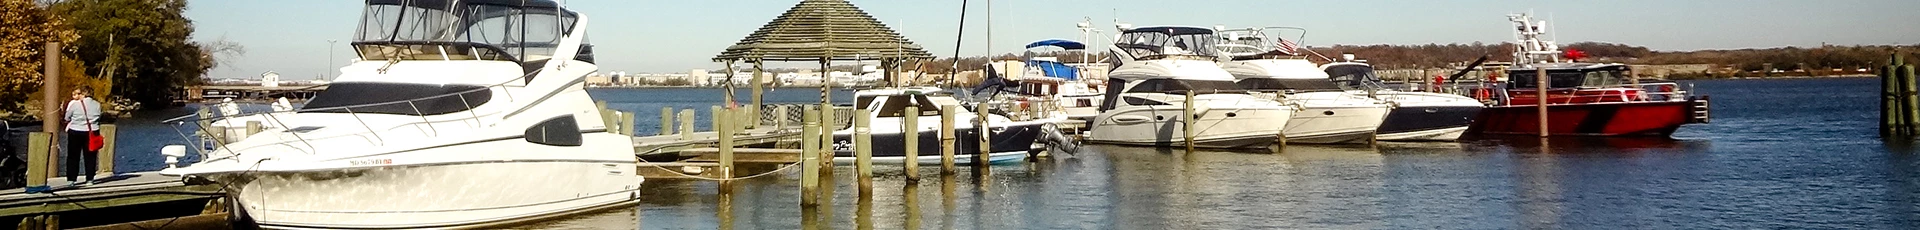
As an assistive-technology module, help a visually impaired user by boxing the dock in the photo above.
[1,174,229,229]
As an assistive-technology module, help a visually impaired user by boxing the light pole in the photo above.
[326,39,338,82]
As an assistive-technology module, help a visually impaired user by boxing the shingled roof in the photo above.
[712,0,934,62]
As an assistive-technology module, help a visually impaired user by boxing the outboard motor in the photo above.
[1037,123,1081,156]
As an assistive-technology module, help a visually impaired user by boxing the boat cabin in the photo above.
[1503,63,1649,105]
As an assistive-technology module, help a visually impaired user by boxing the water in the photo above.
[108,79,1920,229]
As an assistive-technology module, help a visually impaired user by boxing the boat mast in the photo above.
[1508,13,1561,67]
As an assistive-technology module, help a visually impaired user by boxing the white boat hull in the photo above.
[1283,105,1390,144]
[226,160,642,229]
[1086,105,1292,148]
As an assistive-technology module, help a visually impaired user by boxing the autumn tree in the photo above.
[0,0,80,118]
[53,0,215,110]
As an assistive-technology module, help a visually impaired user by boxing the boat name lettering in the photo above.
[350,159,393,166]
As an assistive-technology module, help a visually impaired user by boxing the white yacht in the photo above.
[160,1,641,229]
[1216,27,1390,144]
[1321,60,1485,141]
[829,87,1052,165]
[1084,26,1295,148]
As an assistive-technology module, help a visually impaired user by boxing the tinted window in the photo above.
[1235,78,1343,91]
[874,95,941,117]
[523,115,581,146]
[302,82,492,116]
[1124,79,1244,94]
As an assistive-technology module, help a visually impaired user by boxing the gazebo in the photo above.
[712,0,933,116]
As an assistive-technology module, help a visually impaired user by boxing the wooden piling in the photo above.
[854,108,874,191]
[1885,65,1902,136]
[40,42,60,181]
[775,105,790,128]
[939,105,957,174]
[711,106,723,132]
[98,125,116,176]
[24,133,49,192]
[660,107,674,135]
[718,108,735,179]
[596,101,613,129]
[621,111,637,136]
[974,102,990,169]
[904,107,920,181]
[800,108,821,206]
[1896,63,1912,134]
[1183,90,1196,151]
[821,103,836,166]
[679,109,695,140]
[244,121,262,136]
[1536,67,1549,137]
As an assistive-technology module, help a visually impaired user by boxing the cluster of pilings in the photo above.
[1881,53,1918,137]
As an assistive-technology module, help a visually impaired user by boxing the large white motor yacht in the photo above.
[160,1,642,229]
[1084,26,1295,148]
[1216,27,1390,144]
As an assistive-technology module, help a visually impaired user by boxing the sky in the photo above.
[184,0,1920,80]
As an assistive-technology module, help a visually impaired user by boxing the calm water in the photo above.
[110,79,1919,229]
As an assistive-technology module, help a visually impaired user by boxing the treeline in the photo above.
[2,0,234,119]
[1305,41,1919,73]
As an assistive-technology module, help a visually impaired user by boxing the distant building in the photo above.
[260,71,281,87]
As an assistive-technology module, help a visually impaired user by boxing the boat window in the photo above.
[300,82,492,116]
[523,115,581,146]
[1582,70,1625,87]
[1114,27,1219,59]
[854,95,878,110]
[1323,64,1388,90]
[1124,79,1245,94]
[1507,71,1588,89]
[1123,96,1169,106]
[1235,78,1344,92]
[874,95,941,117]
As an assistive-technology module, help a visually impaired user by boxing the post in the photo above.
[974,102,990,168]
[596,101,613,131]
[1896,63,1912,134]
[752,61,765,128]
[41,42,60,178]
[679,109,695,140]
[97,125,116,176]
[711,106,722,132]
[903,106,920,181]
[1536,67,1549,137]
[621,111,636,136]
[661,107,674,136]
[1886,65,1899,136]
[245,121,262,136]
[800,108,821,206]
[775,105,790,128]
[939,105,957,173]
[718,108,735,179]
[854,108,873,191]
[821,103,836,165]
[1183,90,1196,151]
[24,133,50,193]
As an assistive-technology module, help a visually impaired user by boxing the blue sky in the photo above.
[185,0,1919,80]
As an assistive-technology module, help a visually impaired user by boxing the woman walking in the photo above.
[64,87,101,186]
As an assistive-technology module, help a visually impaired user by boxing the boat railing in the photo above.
[163,67,549,158]
[1501,82,1693,105]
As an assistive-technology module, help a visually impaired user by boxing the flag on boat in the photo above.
[1275,38,1299,55]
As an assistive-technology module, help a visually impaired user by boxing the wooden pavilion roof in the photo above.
[712,0,933,62]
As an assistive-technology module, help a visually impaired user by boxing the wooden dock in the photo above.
[1,172,228,229]
[631,126,803,157]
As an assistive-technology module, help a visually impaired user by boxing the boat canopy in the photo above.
[1113,26,1220,59]
[354,0,583,63]
[1026,60,1079,80]
[1322,62,1390,90]
[1025,39,1086,50]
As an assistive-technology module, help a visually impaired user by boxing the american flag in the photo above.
[1275,38,1300,55]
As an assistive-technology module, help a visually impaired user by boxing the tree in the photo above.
[53,0,211,110]
[0,0,80,118]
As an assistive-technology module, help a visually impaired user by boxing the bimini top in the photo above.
[1026,60,1078,80]
[1112,26,1220,61]
[1025,39,1086,50]
[354,0,583,63]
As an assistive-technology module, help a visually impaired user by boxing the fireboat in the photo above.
[1467,13,1711,136]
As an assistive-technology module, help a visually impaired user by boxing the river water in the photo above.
[108,78,1919,229]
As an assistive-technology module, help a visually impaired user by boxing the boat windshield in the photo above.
[1508,68,1629,89]
[1124,79,1245,94]
[873,95,942,117]
[1114,27,1219,59]
[1323,64,1389,90]
[354,0,579,63]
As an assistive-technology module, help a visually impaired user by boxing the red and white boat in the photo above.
[1468,13,1710,137]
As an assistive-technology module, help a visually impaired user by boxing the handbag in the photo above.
[80,100,103,151]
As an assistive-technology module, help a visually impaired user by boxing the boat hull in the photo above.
[1468,101,1693,136]
[217,161,642,229]
[1376,105,1482,141]
[1086,106,1291,148]
[1283,105,1390,144]
[831,122,1045,164]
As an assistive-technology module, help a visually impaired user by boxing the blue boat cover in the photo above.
[1026,60,1079,80]
[1024,39,1086,50]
